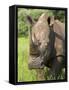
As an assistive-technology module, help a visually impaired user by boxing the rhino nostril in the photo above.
[41,62,44,66]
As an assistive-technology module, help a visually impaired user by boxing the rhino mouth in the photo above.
[28,44,50,69]
[28,56,45,69]
[28,50,50,69]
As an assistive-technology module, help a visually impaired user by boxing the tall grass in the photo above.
[18,37,37,82]
[18,37,65,82]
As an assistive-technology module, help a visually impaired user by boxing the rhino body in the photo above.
[27,13,65,80]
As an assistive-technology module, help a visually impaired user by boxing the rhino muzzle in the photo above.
[28,56,45,69]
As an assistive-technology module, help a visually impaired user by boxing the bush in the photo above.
[18,8,65,37]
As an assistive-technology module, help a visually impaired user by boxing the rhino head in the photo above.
[27,13,55,67]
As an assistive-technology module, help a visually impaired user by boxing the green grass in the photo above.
[18,37,36,82]
[18,37,65,82]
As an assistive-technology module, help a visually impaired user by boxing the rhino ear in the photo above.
[47,16,54,26]
[26,15,35,25]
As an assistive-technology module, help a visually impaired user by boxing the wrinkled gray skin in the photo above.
[27,13,65,80]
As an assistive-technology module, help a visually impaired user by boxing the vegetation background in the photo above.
[18,8,65,82]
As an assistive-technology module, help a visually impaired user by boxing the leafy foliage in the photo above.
[52,10,65,22]
[18,8,65,37]
[18,8,53,37]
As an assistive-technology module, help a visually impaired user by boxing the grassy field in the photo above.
[18,37,37,82]
[18,37,65,82]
